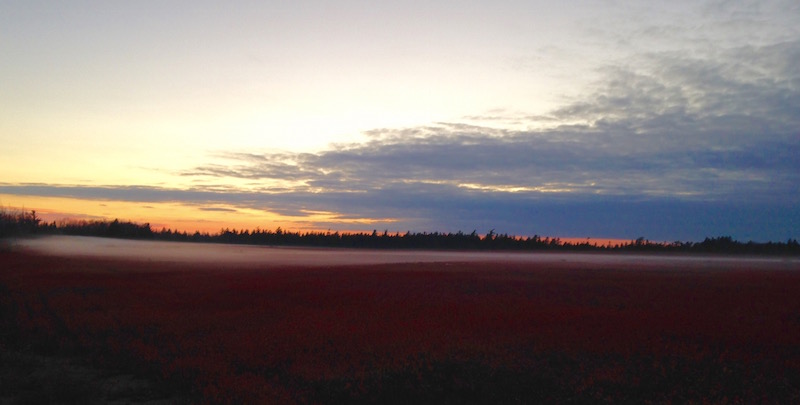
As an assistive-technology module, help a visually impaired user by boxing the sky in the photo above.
[1,0,798,242]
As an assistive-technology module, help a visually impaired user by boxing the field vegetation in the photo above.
[2,247,799,403]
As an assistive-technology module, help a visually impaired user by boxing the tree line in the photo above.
[2,208,798,255]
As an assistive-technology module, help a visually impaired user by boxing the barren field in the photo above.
[2,237,800,403]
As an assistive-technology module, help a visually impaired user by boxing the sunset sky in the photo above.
[2,0,798,242]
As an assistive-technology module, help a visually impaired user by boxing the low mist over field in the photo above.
[11,235,799,270]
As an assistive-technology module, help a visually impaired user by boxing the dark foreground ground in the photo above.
[1,248,799,404]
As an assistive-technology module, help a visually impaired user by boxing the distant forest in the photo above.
[2,209,799,255]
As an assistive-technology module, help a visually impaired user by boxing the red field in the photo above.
[2,244,800,403]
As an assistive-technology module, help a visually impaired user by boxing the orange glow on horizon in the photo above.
[0,194,285,234]
[2,194,638,243]
[557,237,636,247]
[0,194,394,236]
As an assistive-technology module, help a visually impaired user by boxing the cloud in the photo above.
[178,38,799,239]
[3,37,798,241]
[198,206,238,213]
[3,181,797,241]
